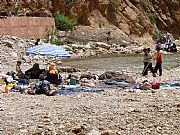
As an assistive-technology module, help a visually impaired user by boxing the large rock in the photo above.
[2,40,13,48]
[99,71,135,84]
[91,42,111,50]
[80,73,97,80]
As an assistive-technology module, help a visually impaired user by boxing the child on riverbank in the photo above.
[154,47,162,76]
[16,60,22,74]
[142,48,156,77]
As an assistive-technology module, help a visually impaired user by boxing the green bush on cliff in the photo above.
[141,0,150,10]
[55,13,76,31]
[148,12,157,24]
[108,0,118,6]
[52,39,64,46]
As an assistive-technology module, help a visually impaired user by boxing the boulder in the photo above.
[90,42,111,50]
[96,42,111,50]
[119,40,131,47]
[3,40,13,48]
[99,71,135,84]
[80,73,97,80]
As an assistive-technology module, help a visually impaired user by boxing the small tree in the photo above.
[55,13,76,31]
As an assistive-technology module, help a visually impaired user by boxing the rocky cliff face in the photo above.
[0,0,179,43]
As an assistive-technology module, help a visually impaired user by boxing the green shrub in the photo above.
[153,31,164,42]
[148,12,157,24]
[108,0,118,6]
[55,13,76,31]
[51,39,64,46]
[139,14,145,26]
[141,0,150,10]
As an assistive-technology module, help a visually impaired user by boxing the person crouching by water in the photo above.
[154,47,162,76]
[25,63,44,79]
[142,48,156,77]
[46,63,62,85]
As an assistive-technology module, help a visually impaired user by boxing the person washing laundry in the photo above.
[142,48,156,77]
[165,33,173,51]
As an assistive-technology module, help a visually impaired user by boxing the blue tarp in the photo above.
[26,43,71,58]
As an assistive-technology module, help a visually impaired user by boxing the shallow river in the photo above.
[62,53,180,72]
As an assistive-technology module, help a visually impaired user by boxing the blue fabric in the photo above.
[26,43,71,58]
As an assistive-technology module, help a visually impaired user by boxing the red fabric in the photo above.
[156,51,162,63]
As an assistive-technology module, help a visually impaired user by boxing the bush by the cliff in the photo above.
[55,13,76,31]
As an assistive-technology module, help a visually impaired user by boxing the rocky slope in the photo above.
[0,0,179,43]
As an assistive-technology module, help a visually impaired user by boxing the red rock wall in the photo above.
[0,17,55,38]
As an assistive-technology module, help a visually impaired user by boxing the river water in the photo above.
[62,53,180,72]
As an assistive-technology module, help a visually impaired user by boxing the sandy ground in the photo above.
[0,88,180,135]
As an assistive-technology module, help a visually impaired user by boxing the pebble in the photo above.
[38,125,45,128]
[59,125,65,129]
[44,119,51,122]
[101,130,116,135]
[17,124,23,129]
[71,126,82,134]
[87,129,101,135]
[48,128,53,131]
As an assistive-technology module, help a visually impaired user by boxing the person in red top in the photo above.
[154,47,162,76]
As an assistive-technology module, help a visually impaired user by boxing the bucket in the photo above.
[70,77,77,85]
[151,82,160,89]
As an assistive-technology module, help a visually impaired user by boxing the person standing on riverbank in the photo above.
[154,47,162,76]
[142,48,156,77]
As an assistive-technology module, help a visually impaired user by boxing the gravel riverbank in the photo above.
[0,88,180,135]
